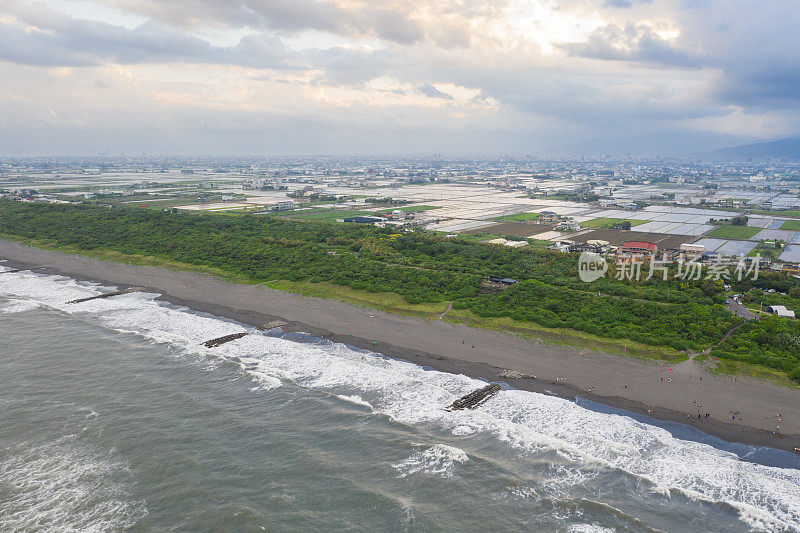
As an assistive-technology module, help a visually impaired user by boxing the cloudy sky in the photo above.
[1,0,798,156]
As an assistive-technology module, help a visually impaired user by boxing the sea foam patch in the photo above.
[0,297,40,314]
[0,436,146,532]
[1,270,800,531]
[393,444,469,479]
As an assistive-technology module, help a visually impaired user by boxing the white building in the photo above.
[765,305,795,318]
[272,200,295,211]
[680,243,706,255]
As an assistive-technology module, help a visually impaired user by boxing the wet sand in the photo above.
[2,239,799,454]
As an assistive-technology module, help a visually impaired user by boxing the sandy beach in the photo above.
[2,239,799,453]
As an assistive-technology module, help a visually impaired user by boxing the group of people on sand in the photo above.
[459,339,799,450]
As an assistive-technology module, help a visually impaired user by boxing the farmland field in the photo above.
[582,217,647,229]
[465,221,555,237]
[275,209,373,221]
[705,225,762,239]
[493,212,541,222]
[572,229,692,248]
[780,219,800,231]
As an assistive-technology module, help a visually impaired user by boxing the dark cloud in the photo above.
[604,0,653,7]
[417,83,452,99]
[701,2,800,108]
[559,22,703,68]
[304,45,399,85]
[0,15,292,69]
[103,0,424,44]
[560,0,800,110]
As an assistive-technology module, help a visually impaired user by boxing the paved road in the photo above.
[726,297,757,319]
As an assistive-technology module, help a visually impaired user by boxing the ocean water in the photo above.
[1,268,800,532]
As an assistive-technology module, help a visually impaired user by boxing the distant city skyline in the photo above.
[1,0,798,156]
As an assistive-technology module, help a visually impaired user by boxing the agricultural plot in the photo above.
[467,222,556,237]
[494,212,541,222]
[778,244,800,263]
[706,225,762,240]
[277,209,372,221]
[716,240,757,256]
[780,220,800,231]
[375,205,441,215]
[692,238,728,252]
[752,229,798,242]
[582,217,647,229]
[571,230,692,248]
[746,218,774,228]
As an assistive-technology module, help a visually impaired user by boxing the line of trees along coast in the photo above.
[1,200,798,382]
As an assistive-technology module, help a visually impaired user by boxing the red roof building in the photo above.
[621,241,657,254]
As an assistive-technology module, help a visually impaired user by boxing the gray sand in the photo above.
[2,239,799,452]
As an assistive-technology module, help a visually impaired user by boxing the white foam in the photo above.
[0,435,146,532]
[568,525,616,533]
[731,500,794,533]
[2,270,800,531]
[393,444,469,478]
[336,394,373,409]
[0,297,40,314]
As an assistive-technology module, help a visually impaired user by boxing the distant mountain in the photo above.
[694,137,800,161]
[542,131,745,159]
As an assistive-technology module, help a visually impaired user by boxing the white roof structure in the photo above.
[765,305,796,318]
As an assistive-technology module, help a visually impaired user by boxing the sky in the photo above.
[1,0,798,157]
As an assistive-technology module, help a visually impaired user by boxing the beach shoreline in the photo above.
[2,239,799,455]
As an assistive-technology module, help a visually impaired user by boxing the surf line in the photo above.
[203,320,290,347]
[204,318,505,412]
[67,287,145,304]
[0,265,48,275]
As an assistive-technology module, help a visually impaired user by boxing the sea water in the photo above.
[1,268,799,532]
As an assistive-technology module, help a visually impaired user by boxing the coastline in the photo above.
[2,239,799,455]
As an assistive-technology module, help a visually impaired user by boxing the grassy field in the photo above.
[493,212,541,223]
[696,354,798,388]
[706,225,762,239]
[747,244,784,260]
[264,280,450,318]
[443,308,687,361]
[275,209,373,221]
[752,209,800,219]
[781,220,800,231]
[582,217,647,229]
[375,205,441,215]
